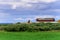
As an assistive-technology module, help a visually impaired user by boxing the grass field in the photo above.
[0,32,60,40]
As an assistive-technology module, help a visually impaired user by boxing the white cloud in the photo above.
[21,0,57,3]
[0,2,33,9]
[35,15,56,18]
[14,17,34,21]
[55,16,60,19]
[39,0,57,3]
[0,13,10,18]
[25,18,34,20]
[14,18,24,20]
[12,4,17,9]
[14,15,57,21]
[0,0,57,9]
[21,0,39,3]
[0,0,16,2]
[52,9,60,12]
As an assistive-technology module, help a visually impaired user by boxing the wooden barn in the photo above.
[36,18,55,22]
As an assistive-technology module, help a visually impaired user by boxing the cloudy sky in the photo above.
[0,0,60,23]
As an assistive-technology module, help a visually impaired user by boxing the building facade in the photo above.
[36,18,55,22]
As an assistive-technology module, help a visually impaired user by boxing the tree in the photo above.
[27,20,31,23]
[16,22,21,24]
[57,20,60,23]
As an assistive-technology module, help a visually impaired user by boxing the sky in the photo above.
[0,0,60,23]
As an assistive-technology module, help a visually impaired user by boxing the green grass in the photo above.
[0,32,60,40]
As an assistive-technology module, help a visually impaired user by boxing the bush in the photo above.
[2,23,60,32]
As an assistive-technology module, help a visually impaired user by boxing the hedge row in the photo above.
[1,23,59,32]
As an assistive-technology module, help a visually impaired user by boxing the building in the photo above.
[36,18,55,22]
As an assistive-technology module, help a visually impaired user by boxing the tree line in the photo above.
[0,22,59,32]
